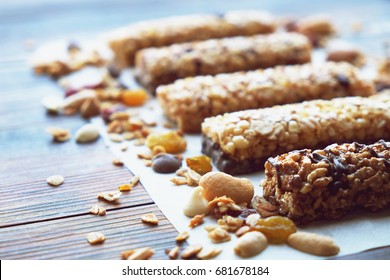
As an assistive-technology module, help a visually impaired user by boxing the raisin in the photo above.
[146,131,186,154]
[252,216,297,244]
[121,89,148,106]
[186,155,212,175]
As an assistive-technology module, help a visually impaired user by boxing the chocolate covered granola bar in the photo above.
[135,32,311,92]
[201,92,390,174]
[108,11,276,67]
[262,140,390,224]
[157,62,375,133]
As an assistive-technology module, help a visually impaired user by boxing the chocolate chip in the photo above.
[152,153,182,173]
[336,74,350,87]
[67,41,81,53]
[107,65,121,78]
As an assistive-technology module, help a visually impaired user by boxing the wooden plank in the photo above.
[0,120,155,227]
[0,204,178,260]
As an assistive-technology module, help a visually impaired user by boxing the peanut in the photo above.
[234,231,268,258]
[287,232,340,256]
[199,172,254,204]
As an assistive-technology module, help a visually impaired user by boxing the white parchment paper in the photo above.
[92,96,390,260]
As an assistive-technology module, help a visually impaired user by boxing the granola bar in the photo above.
[262,140,390,224]
[135,32,311,92]
[108,11,276,67]
[157,62,375,133]
[201,92,390,175]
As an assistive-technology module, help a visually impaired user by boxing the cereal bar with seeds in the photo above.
[262,140,390,224]
[135,32,311,92]
[157,62,375,133]
[107,11,276,67]
[201,92,390,175]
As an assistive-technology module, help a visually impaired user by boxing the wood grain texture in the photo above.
[0,204,177,260]
[0,0,389,260]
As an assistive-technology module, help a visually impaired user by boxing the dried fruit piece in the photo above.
[121,89,148,106]
[46,175,65,186]
[146,131,186,154]
[141,213,159,225]
[189,214,205,228]
[118,184,132,192]
[152,145,166,155]
[152,153,182,173]
[176,231,189,243]
[196,247,222,260]
[287,232,340,256]
[87,232,105,244]
[97,191,122,202]
[75,124,99,143]
[46,127,71,142]
[252,216,297,244]
[234,232,267,258]
[181,244,202,260]
[89,205,106,216]
[121,247,155,260]
[208,226,231,243]
[186,155,212,175]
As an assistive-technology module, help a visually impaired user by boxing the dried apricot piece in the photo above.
[251,216,296,244]
[121,89,148,106]
[186,155,212,175]
[146,131,186,154]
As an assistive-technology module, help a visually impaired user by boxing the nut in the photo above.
[189,214,205,228]
[181,244,202,259]
[235,225,251,237]
[89,205,106,216]
[217,215,243,232]
[199,172,254,204]
[108,133,123,142]
[152,153,182,174]
[183,186,210,217]
[46,127,71,142]
[141,213,159,225]
[41,95,63,114]
[121,247,155,260]
[80,97,101,118]
[46,175,65,186]
[75,124,99,143]
[176,231,189,243]
[287,232,340,256]
[112,158,124,166]
[87,232,105,245]
[196,247,222,260]
[167,246,180,260]
[97,191,122,202]
[63,89,97,111]
[208,226,231,243]
[234,231,268,258]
